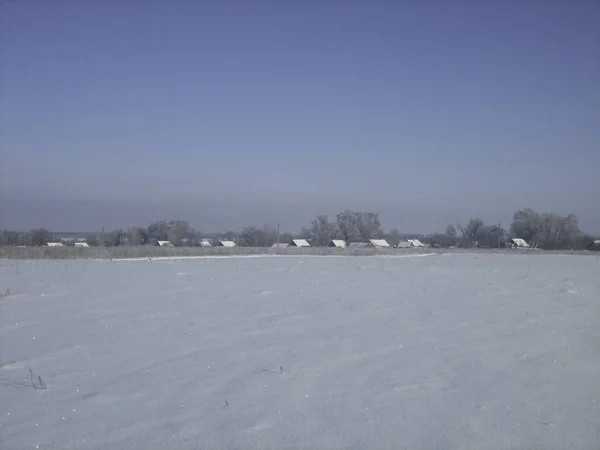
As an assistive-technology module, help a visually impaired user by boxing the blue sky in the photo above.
[1,1,599,233]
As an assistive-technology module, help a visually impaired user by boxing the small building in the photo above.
[74,242,90,248]
[396,239,427,248]
[289,239,310,247]
[199,239,212,247]
[218,240,236,247]
[348,242,371,248]
[328,239,347,248]
[156,240,175,248]
[369,239,390,248]
[511,238,530,248]
[271,243,289,249]
[46,242,64,247]
[587,239,600,251]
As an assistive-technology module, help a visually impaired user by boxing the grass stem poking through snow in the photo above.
[1,286,20,298]
[28,367,47,391]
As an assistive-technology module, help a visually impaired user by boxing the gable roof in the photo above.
[511,238,529,248]
[348,242,371,248]
[369,239,390,248]
[289,239,310,247]
[329,239,347,248]
[218,240,236,247]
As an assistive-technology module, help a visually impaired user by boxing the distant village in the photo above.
[1,208,599,251]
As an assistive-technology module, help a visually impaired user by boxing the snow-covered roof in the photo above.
[407,239,425,247]
[369,239,390,248]
[397,241,412,248]
[218,240,236,247]
[289,239,310,247]
[511,238,529,248]
[74,242,90,248]
[348,242,370,248]
[157,240,174,247]
[199,240,212,247]
[329,239,347,248]
[46,242,64,247]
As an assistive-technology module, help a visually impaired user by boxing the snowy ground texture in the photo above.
[1,253,599,450]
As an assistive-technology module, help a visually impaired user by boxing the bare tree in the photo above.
[128,227,142,246]
[475,225,506,248]
[510,209,543,243]
[109,229,126,246]
[239,226,266,247]
[146,221,169,242]
[0,230,20,246]
[355,212,383,240]
[445,224,457,238]
[385,228,401,246]
[167,220,193,246]
[510,209,581,249]
[28,228,51,246]
[457,218,484,245]
[335,210,359,242]
[335,210,382,242]
[306,215,338,246]
[262,223,279,246]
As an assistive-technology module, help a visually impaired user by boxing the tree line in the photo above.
[0,208,597,250]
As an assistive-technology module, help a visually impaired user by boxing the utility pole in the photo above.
[498,222,501,250]
[276,222,280,246]
[101,226,105,259]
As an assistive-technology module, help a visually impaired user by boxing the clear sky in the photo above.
[1,0,599,234]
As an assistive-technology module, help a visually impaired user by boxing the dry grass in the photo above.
[0,245,435,259]
[0,245,595,260]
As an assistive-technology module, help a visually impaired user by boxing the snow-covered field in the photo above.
[1,253,599,450]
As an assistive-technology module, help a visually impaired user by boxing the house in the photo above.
[348,242,371,248]
[328,239,347,248]
[288,239,310,247]
[218,240,236,247]
[74,242,90,248]
[46,242,64,247]
[369,239,390,248]
[396,239,426,248]
[587,239,600,251]
[506,238,540,249]
[271,243,289,249]
[199,239,212,247]
[510,238,530,248]
[156,240,175,248]
[349,240,389,248]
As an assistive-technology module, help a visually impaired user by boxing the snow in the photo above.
[1,253,599,449]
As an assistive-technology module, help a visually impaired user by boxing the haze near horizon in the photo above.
[1,1,599,234]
